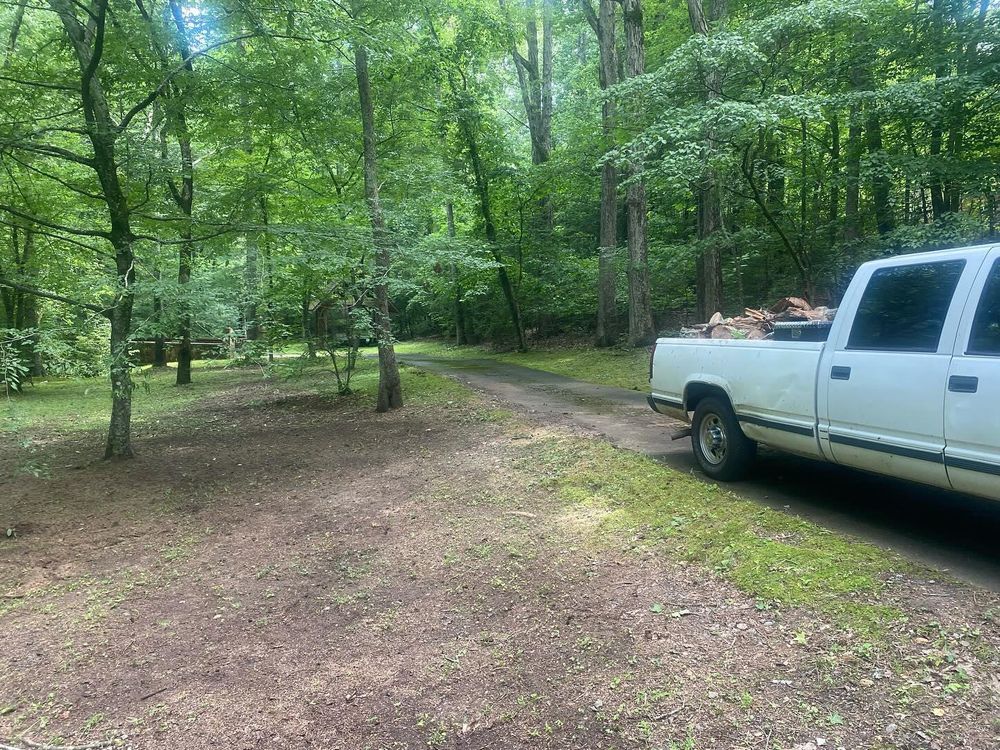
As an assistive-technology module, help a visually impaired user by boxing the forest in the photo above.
[1,0,998,457]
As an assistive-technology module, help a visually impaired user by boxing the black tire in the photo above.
[690,396,757,481]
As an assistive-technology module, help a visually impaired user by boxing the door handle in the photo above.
[948,375,979,393]
[831,366,852,381]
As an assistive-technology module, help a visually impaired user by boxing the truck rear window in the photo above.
[847,260,966,352]
[968,259,1000,356]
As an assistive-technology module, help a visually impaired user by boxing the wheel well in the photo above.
[684,383,731,414]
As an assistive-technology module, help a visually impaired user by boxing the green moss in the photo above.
[522,437,908,638]
[494,348,649,391]
[399,366,474,405]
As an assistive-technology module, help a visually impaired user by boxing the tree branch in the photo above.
[80,0,106,92]
[740,146,808,279]
[0,217,111,255]
[0,73,74,90]
[511,47,536,76]
[0,202,110,238]
[578,0,601,38]
[0,277,107,313]
[3,152,105,201]
[0,140,95,167]
[117,33,257,132]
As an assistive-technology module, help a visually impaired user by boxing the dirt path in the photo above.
[1,368,998,749]
[398,354,1000,592]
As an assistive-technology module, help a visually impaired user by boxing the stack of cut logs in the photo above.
[680,297,837,339]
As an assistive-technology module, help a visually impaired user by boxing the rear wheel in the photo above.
[691,397,757,481]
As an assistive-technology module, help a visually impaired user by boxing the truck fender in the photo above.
[684,376,735,414]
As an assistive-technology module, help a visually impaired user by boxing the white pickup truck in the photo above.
[649,244,1000,501]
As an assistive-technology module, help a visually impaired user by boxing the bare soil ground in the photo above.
[1,367,997,750]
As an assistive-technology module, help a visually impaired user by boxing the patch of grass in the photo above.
[313,356,473,408]
[1,364,257,437]
[387,339,651,391]
[399,366,474,405]
[160,532,202,564]
[494,347,649,391]
[522,437,909,638]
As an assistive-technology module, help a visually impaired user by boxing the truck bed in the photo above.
[649,338,826,460]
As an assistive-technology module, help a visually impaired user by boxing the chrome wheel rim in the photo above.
[699,414,728,465]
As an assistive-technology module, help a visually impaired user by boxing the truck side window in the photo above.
[968,259,1000,356]
[847,260,966,352]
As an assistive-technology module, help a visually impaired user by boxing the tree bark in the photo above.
[50,0,137,458]
[167,0,195,385]
[621,0,655,347]
[244,240,259,340]
[827,111,840,248]
[105,294,134,459]
[505,0,553,168]
[18,227,42,375]
[466,126,528,351]
[301,287,316,357]
[446,202,468,345]
[153,267,167,368]
[0,232,14,325]
[3,0,27,68]
[688,0,726,319]
[695,188,724,320]
[503,0,555,229]
[866,111,894,235]
[844,104,862,241]
[583,0,619,346]
[929,0,949,220]
[354,41,403,412]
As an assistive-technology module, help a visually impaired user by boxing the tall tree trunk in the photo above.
[354,41,403,412]
[866,111,894,235]
[2,224,43,375]
[105,292,134,459]
[827,112,841,248]
[504,0,555,229]
[260,194,274,363]
[0,232,14,325]
[622,0,654,346]
[50,0,137,458]
[18,227,42,376]
[695,189,724,320]
[244,240,259,340]
[301,287,316,357]
[844,104,862,241]
[168,0,195,385]
[176,218,193,382]
[446,202,468,345]
[688,0,726,319]
[466,127,528,351]
[928,0,949,220]
[3,0,27,67]
[582,0,619,346]
[539,0,554,229]
[161,114,195,383]
[505,0,553,168]
[153,266,167,367]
